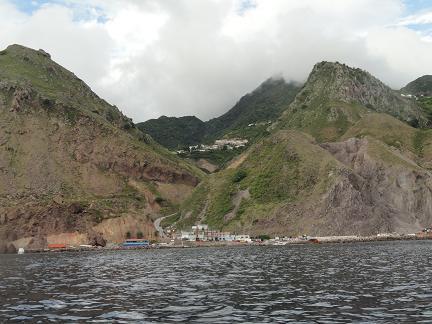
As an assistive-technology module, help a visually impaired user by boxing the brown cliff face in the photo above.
[0,45,202,251]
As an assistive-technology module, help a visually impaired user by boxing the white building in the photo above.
[180,231,196,241]
[179,224,251,242]
[235,234,252,243]
[215,138,248,148]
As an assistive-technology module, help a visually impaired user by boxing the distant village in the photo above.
[401,93,417,99]
[176,138,248,154]
[400,93,430,100]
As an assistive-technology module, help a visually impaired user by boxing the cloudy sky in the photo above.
[1,0,432,122]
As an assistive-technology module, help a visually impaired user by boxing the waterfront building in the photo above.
[179,224,250,242]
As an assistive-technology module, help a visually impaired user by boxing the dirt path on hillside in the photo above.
[224,189,250,222]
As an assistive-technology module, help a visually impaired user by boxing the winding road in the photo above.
[154,214,176,238]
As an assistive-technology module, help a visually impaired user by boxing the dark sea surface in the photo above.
[1,241,432,323]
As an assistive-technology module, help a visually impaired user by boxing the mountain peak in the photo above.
[279,61,427,141]
[0,44,79,91]
[0,44,138,132]
[4,44,51,59]
[305,61,424,123]
[308,61,373,85]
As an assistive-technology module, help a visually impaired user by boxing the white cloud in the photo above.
[0,0,432,122]
[398,11,432,25]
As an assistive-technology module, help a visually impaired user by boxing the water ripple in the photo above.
[1,241,432,322]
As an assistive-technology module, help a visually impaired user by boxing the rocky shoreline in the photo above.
[2,234,432,254]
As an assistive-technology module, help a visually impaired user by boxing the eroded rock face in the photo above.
[0,202,92,243]
[227,135,432,237]
[316,137,432,235]
[88,231,106,247]
[10,87,33,112]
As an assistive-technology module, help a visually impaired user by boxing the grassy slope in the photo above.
[205,78,302,141]
[176,130,343,231]
[279,99,367,142]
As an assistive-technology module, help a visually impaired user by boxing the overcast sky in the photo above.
[1,0,432,122]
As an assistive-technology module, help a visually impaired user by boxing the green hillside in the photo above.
[137,78,302,150]
[176,130,343,233]
[137,116,206,150]
[401,75,432,97]
[205,78,302,141]
[400,76,432,124]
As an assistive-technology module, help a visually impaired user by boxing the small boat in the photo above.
[48,244,67,249]
[308,238,320,244]
[272,241,288,246]
[17,248,25,254]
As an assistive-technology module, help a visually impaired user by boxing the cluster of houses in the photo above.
[401,93,417,99]
[400,93,431,100]
[247,120,272,127]
[178,224,252,243]
[177,138,248,154]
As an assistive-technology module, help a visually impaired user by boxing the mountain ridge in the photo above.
[2,44,432,251]
[0,44,203,252]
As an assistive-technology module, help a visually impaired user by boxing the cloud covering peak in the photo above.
[0,0,432,122]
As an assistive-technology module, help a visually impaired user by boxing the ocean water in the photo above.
[1,241,432,323]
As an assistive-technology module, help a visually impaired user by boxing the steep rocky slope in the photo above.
[278,62,427,141]
[0,44,202,252]
[174,62,432,236]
